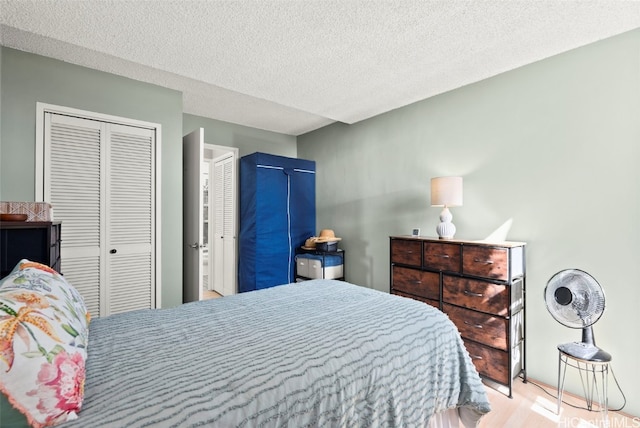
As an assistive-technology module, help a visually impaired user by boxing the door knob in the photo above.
[188,242,199,249]
[110,249,117,254]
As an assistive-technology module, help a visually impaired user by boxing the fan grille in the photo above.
[544,269,605,329]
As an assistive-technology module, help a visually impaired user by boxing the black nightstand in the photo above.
[0,221,61,278]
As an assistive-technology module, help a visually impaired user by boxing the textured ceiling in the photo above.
[2,1,640,136]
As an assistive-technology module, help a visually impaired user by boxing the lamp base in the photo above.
[436,222,456,239]
[436,207,456,239]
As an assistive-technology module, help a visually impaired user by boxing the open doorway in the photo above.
[183,128,238,303]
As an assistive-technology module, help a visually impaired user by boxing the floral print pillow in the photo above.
[0,260,90,428]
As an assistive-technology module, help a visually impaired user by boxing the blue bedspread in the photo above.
[57,280,490,427]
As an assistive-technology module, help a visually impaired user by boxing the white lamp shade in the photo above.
[431,176,463,207]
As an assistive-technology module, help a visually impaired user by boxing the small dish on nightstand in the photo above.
[0,213,29,221]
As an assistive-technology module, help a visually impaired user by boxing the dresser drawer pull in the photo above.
[404,250,414,254]
[438,254,450,259]
[464,321,483,329]
[463,290,484,298]
[473,258,494,265]
[470,354,484,360]
[410,280,422,285]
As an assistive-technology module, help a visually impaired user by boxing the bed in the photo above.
[0,261,490,427]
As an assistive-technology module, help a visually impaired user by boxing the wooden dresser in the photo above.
[390,235,526,397]
[0,221,61,279]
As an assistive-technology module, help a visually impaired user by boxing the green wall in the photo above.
[0,49,299,312]
[0,49,298,427]
[183,114,297,157]
[298,29,640,415]
[0,47,184,309]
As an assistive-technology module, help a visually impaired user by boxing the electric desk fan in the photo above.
[544,269,611,362]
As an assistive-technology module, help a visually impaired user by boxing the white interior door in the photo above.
[183,128,204,303]
[212,153,237,296]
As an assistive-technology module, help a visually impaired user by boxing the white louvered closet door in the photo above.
[213,154,236,296]
[44,113,156,317]
[106,124,155,315]
[46,114,104,316]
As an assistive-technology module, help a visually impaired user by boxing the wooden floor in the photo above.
[202,288,222,300]
[479,377,636,427]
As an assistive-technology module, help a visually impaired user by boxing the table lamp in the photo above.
[430,176,463,239]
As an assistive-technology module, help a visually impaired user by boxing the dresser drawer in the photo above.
[392,290,439,310]
[389,235,526,396]
[392,266,439,301]
[423,242,460,273]
[442,275,508,316]
[462,245,510,281]
[443,303,508,351]
[463,339,510,385]
[391,239,422,267]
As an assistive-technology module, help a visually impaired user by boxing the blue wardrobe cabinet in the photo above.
[239,153,316,292]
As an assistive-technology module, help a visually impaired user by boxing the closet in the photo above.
[238,152,316,292]
[212,154,236,296]
[36,104,160,317]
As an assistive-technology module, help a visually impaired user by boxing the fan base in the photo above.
[558,342,611,362]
